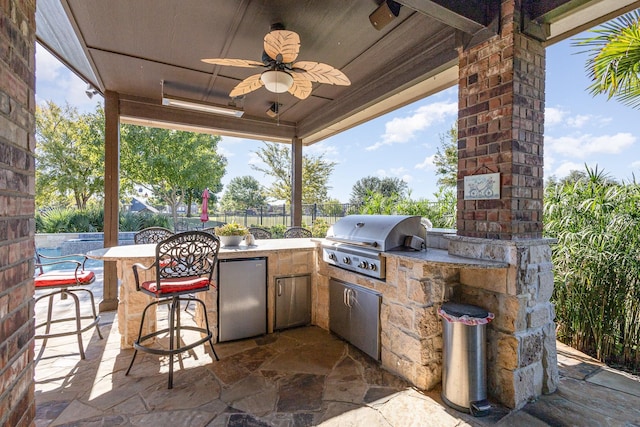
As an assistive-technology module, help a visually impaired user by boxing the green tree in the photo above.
[575,11,640,109]
[35,101,105,209]
[433,123,458,188]
[349,176,408,205]
[220,176,266,211]
[251,142,336,204]
[120,125,226,225]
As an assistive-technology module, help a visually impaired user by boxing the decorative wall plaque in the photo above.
[464,172,500,200]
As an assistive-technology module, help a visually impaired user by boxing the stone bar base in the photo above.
[116,256,157,349]
[196,245,317,341]
[447,235,559,408]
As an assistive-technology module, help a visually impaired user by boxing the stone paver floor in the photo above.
[34,277,640,426]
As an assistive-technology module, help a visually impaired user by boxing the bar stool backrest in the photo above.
[134,227,174,244]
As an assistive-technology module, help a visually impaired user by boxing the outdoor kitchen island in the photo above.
[315,231,506,389]
[195,221,558,410]
[94,228,556,410]
[315,228,559,410]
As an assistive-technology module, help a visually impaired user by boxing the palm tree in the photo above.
[574,11,640,109]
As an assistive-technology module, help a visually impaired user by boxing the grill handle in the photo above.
[326,236,378,248]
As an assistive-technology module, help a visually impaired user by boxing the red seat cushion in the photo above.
[35,270,96,288]
[141,276,210,295]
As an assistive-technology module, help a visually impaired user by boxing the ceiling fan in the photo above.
[202,24,350,100]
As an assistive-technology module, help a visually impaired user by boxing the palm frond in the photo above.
[573,11,640,109]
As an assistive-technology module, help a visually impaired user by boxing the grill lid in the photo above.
[326,215,426,252]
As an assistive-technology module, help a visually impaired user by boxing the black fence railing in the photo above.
[175,201,453,231]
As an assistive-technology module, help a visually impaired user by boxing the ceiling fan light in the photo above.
[261,70,294,93]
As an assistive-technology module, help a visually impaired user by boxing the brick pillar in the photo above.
[0,1,36,426]
[457,0,544,240]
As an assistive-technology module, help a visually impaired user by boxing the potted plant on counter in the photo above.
[214,222,248,247]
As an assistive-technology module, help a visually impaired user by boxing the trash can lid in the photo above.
[440,302,490,319]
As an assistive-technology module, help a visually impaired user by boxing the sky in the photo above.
[35,28,640,204]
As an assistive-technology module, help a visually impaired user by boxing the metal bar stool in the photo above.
[283,226,312,238]
[134,226,174,244]
[125,231,221,388]
[248,227,272,239]
[34,252,103,363]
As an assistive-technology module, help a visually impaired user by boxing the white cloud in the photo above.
[247,151,262,165]
[374,167,414,183]
[218,136,248,157]
[566,114,591,128]
[36,44,101,110]
[36,45,63,82]
[401,174,414,183]
[366,101,457,151]
[390,167,408,175]
[546,132,635,158]
[415,154,436,170]
[545,107,566,126]
[545,105,613,130]
[306,141,340,162]
[552,161,585,178]
[631,160,640,169]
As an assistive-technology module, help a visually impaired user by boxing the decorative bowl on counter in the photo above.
[218,235,245,247]
[214,223,249,247]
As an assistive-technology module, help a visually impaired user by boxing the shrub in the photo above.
[545,166,640,373]
[311,218,330,237]
[36,208,172,233]
[269,224,287,238]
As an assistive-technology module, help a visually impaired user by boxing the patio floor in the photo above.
[34,271,640,427]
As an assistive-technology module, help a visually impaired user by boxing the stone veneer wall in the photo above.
[196,248,317,340]
[316,254,457,391]
[316,232,558,409]
[447,235,558,408]
[0,1,36,426]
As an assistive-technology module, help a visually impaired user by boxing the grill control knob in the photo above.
[369,264,377,271]
[342,257,351,264]
[328,253,337,261]
[358,260,369,269]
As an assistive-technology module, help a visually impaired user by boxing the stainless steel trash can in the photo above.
[438,302,494,417]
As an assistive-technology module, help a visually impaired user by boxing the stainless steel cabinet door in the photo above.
[349,284,381,360]
[275,275,311,330]
[329,279,351,341]
[218,258,267,342]
[329,279,381,360]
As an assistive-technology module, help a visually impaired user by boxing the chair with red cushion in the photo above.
[125,230,220,388]
[34,252,103,363]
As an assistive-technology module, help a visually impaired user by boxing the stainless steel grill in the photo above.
[322,215,426,279]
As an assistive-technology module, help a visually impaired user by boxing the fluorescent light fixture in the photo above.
[162,96,244,117]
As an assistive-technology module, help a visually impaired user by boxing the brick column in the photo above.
[452,0,558,409]
[0,1,36,426]
[457,0,544,240]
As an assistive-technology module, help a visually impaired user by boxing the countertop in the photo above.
[382,247,509,269]
[86,238,318,261]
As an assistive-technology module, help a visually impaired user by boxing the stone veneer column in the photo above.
[457,0,544,240]
[447,235,559,408]
[453,0,558,409]
[0,1,36,426]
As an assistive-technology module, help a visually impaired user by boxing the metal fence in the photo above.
[176,201,453,230]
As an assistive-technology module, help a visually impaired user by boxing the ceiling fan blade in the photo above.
[229,74,264,97]
[201,58,265,68]
[288,74,312,99]
[292,61,351,85]
[264,30,300,63]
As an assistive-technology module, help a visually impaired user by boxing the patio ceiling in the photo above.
[36,0,640,145]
